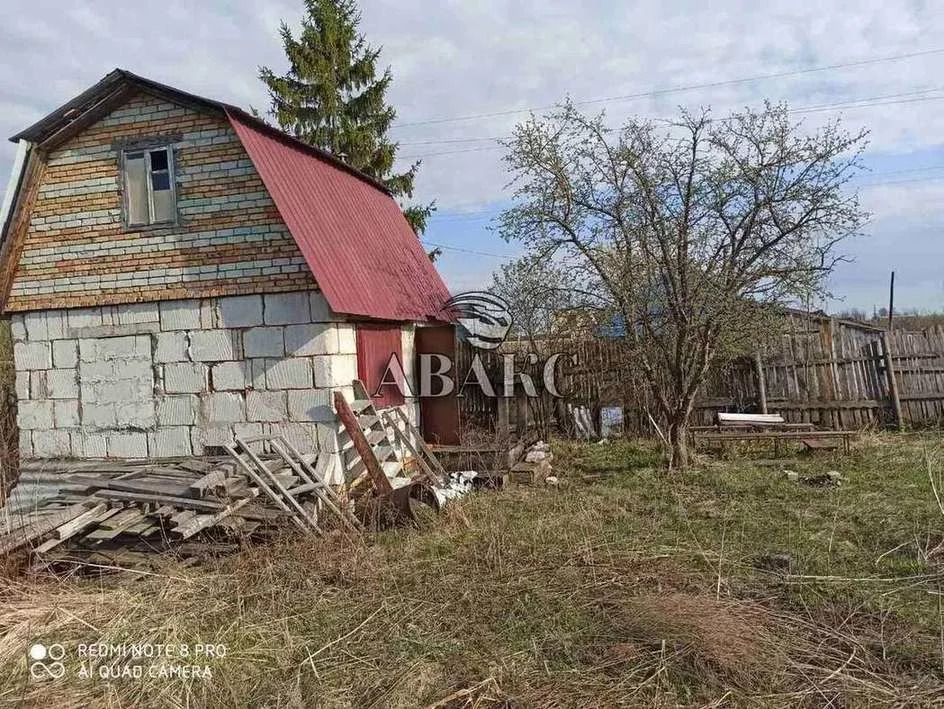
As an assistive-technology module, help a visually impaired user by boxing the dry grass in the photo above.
[1,433,944,707]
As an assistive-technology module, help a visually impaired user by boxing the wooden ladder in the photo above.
[381,406,448,487]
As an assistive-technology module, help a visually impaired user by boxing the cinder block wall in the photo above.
[12,290,360,461]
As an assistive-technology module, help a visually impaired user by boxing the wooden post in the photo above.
[888,271,896,331]
[880,331,904,429]
[753,352,768,415]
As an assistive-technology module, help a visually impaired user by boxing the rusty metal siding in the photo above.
[356,323,405,408]
[228,112,452,323]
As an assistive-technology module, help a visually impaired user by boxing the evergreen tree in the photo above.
[259,0,433,233]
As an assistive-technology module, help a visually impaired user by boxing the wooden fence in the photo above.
[458,312,944,437]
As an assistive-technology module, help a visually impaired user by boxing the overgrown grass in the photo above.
[1,433,944,707]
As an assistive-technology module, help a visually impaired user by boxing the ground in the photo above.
[2,433,944,707]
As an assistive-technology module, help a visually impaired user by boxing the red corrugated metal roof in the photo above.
[228,110,452,322]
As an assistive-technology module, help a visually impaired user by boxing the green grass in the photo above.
[1,433,943,707]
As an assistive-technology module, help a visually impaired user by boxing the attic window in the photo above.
[123,147,176,226]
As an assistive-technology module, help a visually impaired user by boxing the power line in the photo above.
[421,239,506,258]
[392,47,944,129]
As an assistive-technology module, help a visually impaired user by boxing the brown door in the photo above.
[415,325,460,445]
[356,323,406,408]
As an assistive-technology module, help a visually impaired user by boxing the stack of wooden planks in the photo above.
[0,437,361,568]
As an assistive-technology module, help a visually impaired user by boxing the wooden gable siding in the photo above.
[4,91,318,313]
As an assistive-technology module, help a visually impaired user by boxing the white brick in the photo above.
[47,369,79,399]
[19,430,32,458]
[316,423,341,452]
[219,295,263,327]
[24,312,48,341]
[189,330,240,362]
[79,359,115,383]
[312,354,357,388]
[67,307,103,330]
[288,389,334,422]
[191,425,235,453]
[53,400,80,427]
[98,335,147,361]
[249,359,268,389]
[263,292,310,325]
[155,331,188,363]
[52,339,78,368]
[164,363,206,393]
[159,299,201,330]
[309,291,342,322]
[46,311,66,340]
[244,327,284,357]
[10,314,26,341]
[210,361,248,390]
[246,391,287,422]
[29,371,47,399]
[157,395,197,425]
[17,400,53,430]
[33,430,71,457]
[117,302,159,325]
[116,400,155,428]
[264,358,313,389]
[200,299,216,329]
[107,431,148,458]
[74,433,107,458]
[234,422,264,449]
[82,403,116,428]
[14,341,51,370]
[285,323,337,356]
[150,427,192,457]
[202,392,244,423]
[15,370,30,400]
[269,422,318,453]
[337,324,357,354]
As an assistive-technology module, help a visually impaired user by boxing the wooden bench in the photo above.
[692,414,855,455]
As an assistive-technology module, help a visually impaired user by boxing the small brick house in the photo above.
[0,69,452,467]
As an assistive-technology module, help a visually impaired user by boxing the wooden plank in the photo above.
[0,503,91,555]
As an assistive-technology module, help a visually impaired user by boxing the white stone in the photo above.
[29,371,46,399]
[244,327,284,358]
[33,430,71,457]
[117,302,159,325]
[246,391,287,422]
[47,369,79,399]
[107,431,148,458]
[312,354,358,388]
[53,400,80,427]
[156,395,197,426]
[264,291,310,325]
[159,299,201,330]
[202,392,244,423]
[52,339,78,368]
[74,433,107,458]
[191,425,235,453]
[189,330,240,362]
[249,359,268,389]
[94,335,146,361]
[288,389,334,422]
[17,400,53,430]
[116,400,155,428]
[79,360,115,386]
[316,423,340,452]
[155,331,188,363]
[234,422,264,449]
[337,324,357,354]
[46,311,66,340]
[270,422,318,453]
[24,312,48,341]
[219,294,264,328]
[309,291,342,322]
[82,403,116,428]
[14,341,51,370]
[285,323,336,356]
[19,430,32,458]
[10,314,26,341]
[67,307,103,330]
[150,427,192,457]
[211,361,248,390]
[264,358,312,389]
[15,370,30,400]
[164,363,206,393]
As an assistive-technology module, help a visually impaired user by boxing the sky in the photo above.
[1,0,942,314]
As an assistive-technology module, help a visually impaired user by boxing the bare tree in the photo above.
[498,101,868,468]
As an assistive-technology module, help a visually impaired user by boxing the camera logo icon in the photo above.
[29,643,66,680]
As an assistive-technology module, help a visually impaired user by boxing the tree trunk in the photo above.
[668,418,689,469]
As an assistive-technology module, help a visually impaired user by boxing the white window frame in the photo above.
[122,145,177,228]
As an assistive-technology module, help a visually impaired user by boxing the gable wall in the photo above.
[6,91,317,312]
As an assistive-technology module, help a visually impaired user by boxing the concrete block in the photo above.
[191,425,235,453]
[309,291,342,322]
[33,430,71,457]
[46,311,66,340]
[263,291,310,325]
[17,400,53,429]
[67,307,103,330]
[316,423,341,453]
[52,339,78,368]
[79,359,115,383]
[234,422,264,450]
[97,380,137,404]
[150,427,192,457]
[285,323,337,356]
[73,433,107,458]
[288,389,334,422]
[157,395,198,426]
[312,353,357,388]
[337,324,357,354]
[219,294,263,328]
[246,391,287,422]
[116,400,155,428]
[82,403,116,428]
[53,399,80,427]
[189,330,240,362]
[264,358,312,389]
[210,361,248,390]
[201,392,245,423]
[19,430,32,458]
[119,358,154,384]
[47,369,79,399]
[107,431,148,458]
[159,299,201,330]
[117,302,159,325]
[15,370,30,400]
[200,299,216,329]
[244,327,284,358]
[249,359,268,389]
[14,341,51,370]
[270,422,317,453]
[155,331,188,363]
[164,363,206,393]
[24,312,48,341]
[99,335,147,361]
[10,314,26,341]
[29,371,47,399]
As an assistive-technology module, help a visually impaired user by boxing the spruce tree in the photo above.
[259,0,433,233]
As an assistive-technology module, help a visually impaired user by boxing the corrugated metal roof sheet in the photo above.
[228,111,453,322]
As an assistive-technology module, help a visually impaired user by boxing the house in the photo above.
[0,69,453,466]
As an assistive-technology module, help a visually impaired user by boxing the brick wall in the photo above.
[6,91,316,312]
